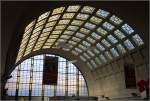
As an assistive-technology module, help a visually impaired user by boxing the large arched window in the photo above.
[16,5,144,70]
[5,54,88,97]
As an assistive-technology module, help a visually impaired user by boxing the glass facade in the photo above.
[5,54,88,97]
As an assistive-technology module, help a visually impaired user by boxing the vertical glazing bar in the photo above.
[29,57,34,100]
[42,54,46,101]
[65,60,68,96]
[76,68,79,96]
[42,85,45,100]
[15,64,21,100]
[54,85,56,96]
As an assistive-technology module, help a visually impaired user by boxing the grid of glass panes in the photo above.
[16,5,144,70]
[5,54,88,97]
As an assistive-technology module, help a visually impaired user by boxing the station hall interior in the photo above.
[1,1,149,101]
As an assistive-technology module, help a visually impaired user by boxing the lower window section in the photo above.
[5,54,88,97]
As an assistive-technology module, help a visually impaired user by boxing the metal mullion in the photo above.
[42,85,45,101]
[31,15,51,52]
[21,19,38,57]
[76,68,79,96]
[15,64,21,100]
[41,9,66,49]
[65,60,68,96]
[42,54,46,100]
[50,6,83,48]
[29,57,34,100]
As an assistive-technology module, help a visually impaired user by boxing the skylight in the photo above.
[16,5,144,70]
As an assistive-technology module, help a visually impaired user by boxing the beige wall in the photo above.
[89,48,149,100]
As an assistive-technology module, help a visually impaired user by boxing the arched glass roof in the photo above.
[16,5,144,70]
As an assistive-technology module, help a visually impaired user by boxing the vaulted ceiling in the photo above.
[2,1,149,76]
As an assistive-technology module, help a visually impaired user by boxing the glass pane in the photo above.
[84,22,96,30]
[76,13,90,20]
[32,26,43,34]
[52,7,65,15]
[82,41,91,47]
[90,16,102,24]
[67,26,79,31]
[72,37,81,42]
[96,43,105,51]
[109,15,123,25]
[48,15,61,22]
[60,35,71,39]
[45,21,56,27]
[67,5,80,12]
[74,47,82,53]
[78,44,87,50]
[35,19,46,28]
[51,30,62,35]
[55,25,66,30]
[96,9,110,18]
[81,6,95,14]
[38,11,50,21]
[91,32,101,40]
[83,53,91,59]
[124,39,135,50]
[132,34,144,46]
[68,40,78,46]
[102,22,115,31]
[110,48,119,57]
[80,28,91,34]
[58,20,70,25]
[93,48,100,54]
[114,29,125,39]
[97,27,108,36]
[107,34,118,44]
[43,27,53,33]
[86,37,96,44]
[75,32,86,39]
[63,31,74,35]
[71,20,84,26]
[25,20,36,33]
[116,44,126,54]
[122,24,134,34]
[62,13,75,19]
[101,39,111,47]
